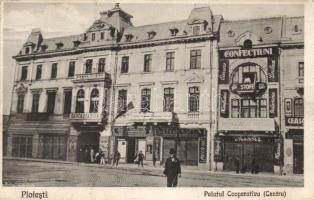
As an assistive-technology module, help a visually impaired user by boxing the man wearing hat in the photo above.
[163,148,181,187]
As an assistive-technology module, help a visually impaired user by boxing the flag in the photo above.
[114,101,134,120]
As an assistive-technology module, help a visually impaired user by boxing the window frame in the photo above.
[298,62,304,78]
[121,56,129,74]
[163,88,174,112]
[166,52,175,72]
[90,89,99,113]
[68,61,75,77]
[17,94,25,113]
[190,49,201,69]
[192,25,201,36]
[63,90,72,115]
[294,98,304,117]
[32,93,40,113]
[98,58,106,73]
[35,65,42,80]
[51,63,58,79]
[47,92,56,114]
[21,66,28,81]
[91,33,96,41]
[188,86,200,112]
[144,54,152,72]
[85,59,93,74]
[141,88,151,112]
[117,89,127,114]
[75,89,85,113]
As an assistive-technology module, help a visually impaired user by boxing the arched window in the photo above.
[76,89,85,113]
[243,39,252,49]
[231,63,266,84]
[294,98,303,117]
[90,89,99,113]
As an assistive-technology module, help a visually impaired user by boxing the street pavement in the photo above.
[3,158,303,187]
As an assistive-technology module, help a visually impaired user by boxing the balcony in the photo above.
[69,112,102,123]
[72,72,111,83]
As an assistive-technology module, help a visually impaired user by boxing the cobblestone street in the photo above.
[3,159,303,187]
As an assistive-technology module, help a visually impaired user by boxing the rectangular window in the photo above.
[189,87,200,112]
[12,135,33,158]
[298,62,304,77]
[32,93,40,113]
[166,52,175,71]
[141,88,151,112]
[193,26,200,36]
[163,88,174,112]
[92,33,96,41]
[294,98,304,117]
[21,66,28,81]
[144,54,152,72]
[63,90,72,115]
[231,99,239,118]
[17,94,25,113]
[118,90,127,114]
[85,59,93,74]
[101,32,105,40]
[190,49,201,69]
[121,56,129,73]
[47,92,56,114]
[98,58,106,73]
[68,61,75,77]
[35,65,42,80]
[51,63,58,79]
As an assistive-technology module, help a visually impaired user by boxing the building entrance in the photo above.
[77,132,99,162]
[293,141,304,174]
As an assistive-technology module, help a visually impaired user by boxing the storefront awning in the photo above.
[218,118,277,132]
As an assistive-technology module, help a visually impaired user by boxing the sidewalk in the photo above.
[4,156,303,180]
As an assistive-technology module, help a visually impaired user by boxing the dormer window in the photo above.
[243,40,252,49]
[41,44,48,52]
[91,33,96,41]
[169,28,178,36]
[192,26,200,36]
[293,25,302,33]
[147,31,156,39]
[83,33,88,41]
[56,42,63,49]
[101,32,105,40]
[73,40,80,48]
[25,47,30,54]
[125,34,133,42]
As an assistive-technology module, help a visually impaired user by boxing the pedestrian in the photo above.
[152,152,157,167]
[95,150,100,163]
[234,156,240,174]
[114,151,121,167]
[163,148,181,187]
[137,150,144,167]
[90,146,95,163]
[99,151,105,166]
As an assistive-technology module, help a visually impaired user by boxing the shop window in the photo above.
[164,88,174,112]
[141,88,151,112]
[121,56,129,74]
[189,87,200,112]
[90,89,99,113]
[98,58,106,73]
[85,59,93,74]
[76,89,85,113]
[17,94,25,113]
[144,54,152,72]
[166,52,175,71]
[298,62,304,78]
[68,61,75,77]
[32,93,40,113]
[294,98,304,117]
[118,89,127,114]
[35,65,42,80]
[190,49,201,69]
[47,92,56,114]
[51,63,58,79]
[21,66,28,81]
[63,90,72,115]
[231,99,240,118]
[12,135,33,158]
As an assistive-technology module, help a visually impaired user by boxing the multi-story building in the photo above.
[215,16,304,174]
[6,4,303,174]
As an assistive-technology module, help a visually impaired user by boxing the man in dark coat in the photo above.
[163,148,181,187]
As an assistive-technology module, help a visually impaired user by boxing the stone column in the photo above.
[67,126,80,162]
[38,90,47,113]
[283,138,294,175]
[32,134,39,158]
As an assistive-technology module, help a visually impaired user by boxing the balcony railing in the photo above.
[72,72,111,83]
[70,112,102,123]
[187,112,200,119]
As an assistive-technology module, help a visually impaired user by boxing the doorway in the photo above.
[293,141,304,174]
[77,132,99,162]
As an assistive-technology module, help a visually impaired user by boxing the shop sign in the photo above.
[234,136,262,143]
[220,90,229,117]
[219,59,229,84]
[199,138,207,163]
[220,47,276,59]
[285,130,304,139]
[285,117,304,126]
[268,56,278,82]
[230,82,267,95]
[269,89,277,118]
[214,138,223,162]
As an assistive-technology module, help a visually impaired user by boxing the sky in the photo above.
[2,2,304,115]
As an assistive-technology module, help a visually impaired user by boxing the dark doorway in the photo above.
[293,141,304,174]
[77,132,99,162]
[127,138,136,163]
